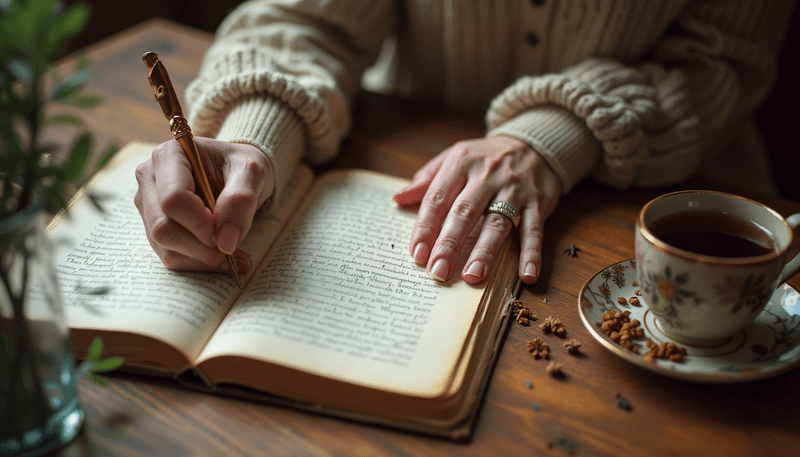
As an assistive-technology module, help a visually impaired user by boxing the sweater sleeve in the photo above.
[487,0,794,194]
[185,0,396,208]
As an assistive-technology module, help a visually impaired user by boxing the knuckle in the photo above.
[149,215,175,246]
[422,188,448,208]
[435,236,460,254]
[450,200,478,221]
[484,213,512,231]
[470,243,495,261]
[134,161,151,185]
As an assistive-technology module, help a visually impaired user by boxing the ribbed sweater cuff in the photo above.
[215,95,306,212]
[487,105,601,194]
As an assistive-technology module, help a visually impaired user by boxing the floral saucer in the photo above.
[578,259,800,383]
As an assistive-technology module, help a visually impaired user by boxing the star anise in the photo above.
[526,337,551,359]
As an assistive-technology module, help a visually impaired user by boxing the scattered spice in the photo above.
[543,298,548,304]
[531,402,541,412]
[617,297,627,305]
[526,337,551,359]
[546,361,564,376]
[629,297,640,306]
[548,437,578,455]
[634,289,641,296]
[563,339,582,354]
[615,392,632,411]
[540,316,566,336]
[511,300,537,326]
[642,339,687,363]
[632,281,638,286]
[525,380,533,389]
[599,310,645,353]
[563,242,582,258]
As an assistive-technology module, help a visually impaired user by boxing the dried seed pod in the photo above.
[546,361,563,375]
[563,339,581,354]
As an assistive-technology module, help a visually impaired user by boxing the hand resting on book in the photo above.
[393,135,561,285]
[134,137,274,275]
[135,135,560,286]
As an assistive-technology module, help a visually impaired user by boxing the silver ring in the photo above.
[486,201,521,229]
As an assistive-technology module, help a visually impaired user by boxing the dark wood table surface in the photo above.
[49,18,800,457]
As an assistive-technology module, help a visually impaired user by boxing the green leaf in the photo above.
[86,336,103,362]
[63,132,92,180]
[48,3,90,44]
[50,66,91,100]
[97,143,119,168]
[89,373,108,386]
[6,58,32,83]
[92,356,124,373]
[72,95,102,108]
[44,113,83,126]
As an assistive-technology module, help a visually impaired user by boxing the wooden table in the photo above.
[50,18,800,457]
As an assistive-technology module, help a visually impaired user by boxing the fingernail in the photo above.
[429,258,449,282]
[466,261,484,278]
[412,242,429,265]
[217,223,240,255]
[523,262,537,280]
[234,250,252,276]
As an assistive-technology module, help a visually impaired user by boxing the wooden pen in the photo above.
[142,51,243,289]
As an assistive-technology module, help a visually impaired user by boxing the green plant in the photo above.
[1,3,122,450]
[0,0,117,218]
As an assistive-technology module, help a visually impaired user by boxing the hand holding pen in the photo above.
[136,52,275,287]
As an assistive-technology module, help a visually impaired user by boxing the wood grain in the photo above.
[50,18,800,457]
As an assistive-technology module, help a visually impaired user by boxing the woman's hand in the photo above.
[393,135,561,285]
[134,138,273,275]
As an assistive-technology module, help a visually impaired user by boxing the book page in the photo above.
[197,169,486,398]
[47,141,313,363]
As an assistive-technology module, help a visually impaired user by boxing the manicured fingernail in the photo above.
[523,262,537,280]
[413,242,429,265]
[217,223,240,255]
[466,261,484,278]
[429,258,449,282]
[235,250,252,276]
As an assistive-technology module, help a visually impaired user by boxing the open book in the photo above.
[49,141,519,440]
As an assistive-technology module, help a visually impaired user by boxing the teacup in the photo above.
[635,190,800,345]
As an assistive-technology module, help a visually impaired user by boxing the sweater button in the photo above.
[525,32,539,45]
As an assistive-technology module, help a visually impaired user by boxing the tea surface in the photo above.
[649,210,774,258]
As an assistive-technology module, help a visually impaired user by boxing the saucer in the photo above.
[578,259,800,383]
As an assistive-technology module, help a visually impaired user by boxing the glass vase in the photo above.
[0,195,85,456]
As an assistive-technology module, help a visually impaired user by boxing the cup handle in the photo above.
[776,213,800,286]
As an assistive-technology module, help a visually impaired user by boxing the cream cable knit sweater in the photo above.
[185,0,794,207]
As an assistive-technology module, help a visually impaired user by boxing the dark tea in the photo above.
[648,210,775,258]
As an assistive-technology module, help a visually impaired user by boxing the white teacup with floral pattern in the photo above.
[635,191,800,345]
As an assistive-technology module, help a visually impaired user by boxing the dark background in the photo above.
[63,0,799,202]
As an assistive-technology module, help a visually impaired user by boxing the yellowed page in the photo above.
[48,141,313,363]
[197,169,485,398]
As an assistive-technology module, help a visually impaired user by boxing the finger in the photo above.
[408,158,468,269]
[150,141,217,248]
[213,154,272,255]
[425,177,499,282]
[518,205,545,284]
[137,158,227,269]
[159,248,252,275]
[461,194,516,285]
[393,151,447,207]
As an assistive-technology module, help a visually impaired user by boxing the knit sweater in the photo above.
[185,0,794,207]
